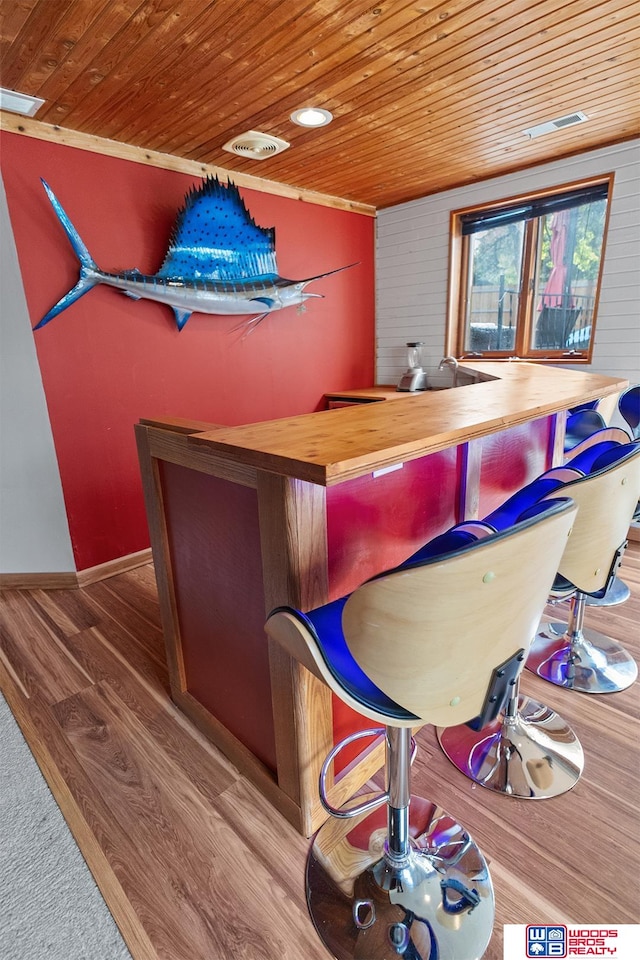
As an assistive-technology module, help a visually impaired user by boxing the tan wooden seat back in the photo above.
[547,446,640,595]
[339,501,577,728]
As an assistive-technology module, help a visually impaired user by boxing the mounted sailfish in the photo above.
[35,176,355,331]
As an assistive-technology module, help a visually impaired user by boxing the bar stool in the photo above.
[526,440,640,694]
[562,430,634,607]
[436,479,585,799]
[265,499,577,960]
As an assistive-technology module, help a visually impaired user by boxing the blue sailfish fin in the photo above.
[249,297,276,309]
[155,176,278,283]
[172,307,192,330]
[34,179,101,329]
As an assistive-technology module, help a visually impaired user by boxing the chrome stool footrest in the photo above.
[319,727,416,819]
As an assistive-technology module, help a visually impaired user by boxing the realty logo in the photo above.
[527,925,567,957]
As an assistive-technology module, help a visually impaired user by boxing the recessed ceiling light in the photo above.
[0,87,45,117]
[290,107,333,128]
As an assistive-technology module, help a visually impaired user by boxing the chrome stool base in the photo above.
[584,576,631,607]
[527,621,638,694]
[436,695,584,799]
[306,793,494,960]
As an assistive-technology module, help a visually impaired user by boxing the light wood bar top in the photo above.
[188,362,627,486]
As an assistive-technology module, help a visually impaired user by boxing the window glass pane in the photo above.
[464,221,524,353]
[531,199,607,353]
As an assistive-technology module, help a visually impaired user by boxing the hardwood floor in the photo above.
[1,545,638,960]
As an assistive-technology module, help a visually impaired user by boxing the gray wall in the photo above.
[376,140,640,386]
[0,174,75,573]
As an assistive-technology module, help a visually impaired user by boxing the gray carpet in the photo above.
[0,694,133,960]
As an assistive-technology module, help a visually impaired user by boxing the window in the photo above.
[447,177,613,362]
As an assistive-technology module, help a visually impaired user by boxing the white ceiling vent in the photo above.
[524,112,589,139]
[222,130,290,160]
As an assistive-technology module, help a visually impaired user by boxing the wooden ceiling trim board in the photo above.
[0,112,376,217]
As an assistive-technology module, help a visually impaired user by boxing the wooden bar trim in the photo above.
[138,416,225,434]
[257,471,332,829]
[550,411,567,467]
[458,438,483,520]
[145,425,257,488]
[134,424,187,694]
[1,113,375,217]
[188,365,628,487]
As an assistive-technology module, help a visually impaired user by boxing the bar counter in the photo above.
[188,362,624,484]
[136,363,626,836]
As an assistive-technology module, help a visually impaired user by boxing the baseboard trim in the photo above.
[0,549,153,591]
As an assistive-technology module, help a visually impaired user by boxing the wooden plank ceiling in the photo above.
[1,0,638,209]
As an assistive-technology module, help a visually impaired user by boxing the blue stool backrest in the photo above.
[563,426,632,463]
[618,385,640,439]
[568,400,599,414]
[564,409,606,452]
[483,471,581,529]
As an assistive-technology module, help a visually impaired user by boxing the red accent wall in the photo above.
[0,132,375,570]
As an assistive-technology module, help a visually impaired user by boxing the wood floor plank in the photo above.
[52,681,330,960]
[58,623,238,807]
[0,659,158,960]
[0,590,94,702]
